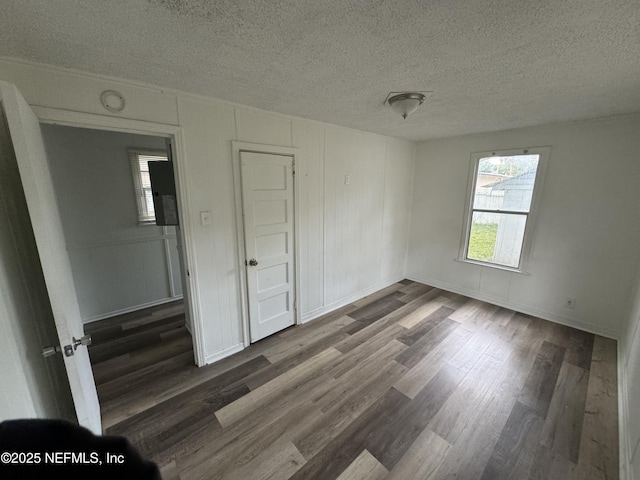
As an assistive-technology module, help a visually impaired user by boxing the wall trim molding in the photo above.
[618,346,632,480]
[301,274,405,324]
[405,273,620,340]
[82,295,183,324]
[67,233,177,251]
[204,342,244,365]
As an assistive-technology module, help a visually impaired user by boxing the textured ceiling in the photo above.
[1,0,639,141]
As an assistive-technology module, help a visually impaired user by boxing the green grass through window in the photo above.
[468,223,498,261]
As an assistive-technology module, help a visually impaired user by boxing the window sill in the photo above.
[454,258,531,276]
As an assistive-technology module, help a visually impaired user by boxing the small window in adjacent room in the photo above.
[460,147,549,271]
[129,150,168,224]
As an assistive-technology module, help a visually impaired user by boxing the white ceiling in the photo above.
[1,0,638,141]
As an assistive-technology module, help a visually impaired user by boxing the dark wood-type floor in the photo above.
[86,281,619,480]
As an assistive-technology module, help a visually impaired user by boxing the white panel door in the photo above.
[241,151,295,342]
[0,81,101,433]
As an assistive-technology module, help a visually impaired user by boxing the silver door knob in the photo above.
[72,334,92,350]
[248,258,258,266]
[42,345,62,357]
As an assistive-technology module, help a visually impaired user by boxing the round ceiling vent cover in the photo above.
[100,90,126,113]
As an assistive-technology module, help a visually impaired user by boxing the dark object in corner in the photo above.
[0,418,160,479]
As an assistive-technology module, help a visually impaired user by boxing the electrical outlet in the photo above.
[563,297,576,309]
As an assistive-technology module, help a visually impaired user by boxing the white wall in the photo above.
[40,125,183,323]
[0,101,75,421]
[0,58,416,364]
[407,115,640,338]
[176,98,415,361]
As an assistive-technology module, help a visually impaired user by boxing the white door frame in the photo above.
[32,106,206,366]
[232,141,302,346]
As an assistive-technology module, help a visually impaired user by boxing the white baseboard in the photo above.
[82,296,184,324]
[300,274,405,324]
[405,273,620,340]
[619,345,632,480]
[204,342,244,365]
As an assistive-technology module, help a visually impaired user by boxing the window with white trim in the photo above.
[461,147,549,271]
[129,150,168,224]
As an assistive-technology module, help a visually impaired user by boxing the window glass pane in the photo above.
[140,171,151,187]
[467,212,527,268]
[132,153,168,223]
[143,188,154,218]
[473,154,539,213]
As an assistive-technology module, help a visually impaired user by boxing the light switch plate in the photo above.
[200,211,211,226]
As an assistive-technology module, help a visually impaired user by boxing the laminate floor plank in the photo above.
[366,364,465,470]
[336,449,388,480]
[396,283,434,302]
[351,282,405,308]
[328,323,407,379]
[314,338,407,411]
[518,341,566,417]
[174,356,341,474]
[398,294,448,329]
[263,314,355,363]
[295,360,408,459]
[91,329,193,385]
[288,388,410,480]
[397,305,454,346]
[87,281,618,480]
[180,402,320,480]
[215,347,342,428]
[566,328,595,370]
[579,336,619,480]
[428,353,505,442]
[447,298,485,323]
[480,401,545,480]
[346,291,406,324]
[395,317,461,369]
[98,349,195,403]
[394,327,472,399]
[88,319,185,363]
[540,362,589,463]
[179,380,332,478]
[484,312,530,361]
[429,319,553,479]
[87,312,185,345]
[386,427,450,480]
[243,330,349,391]
[106,355,269,441]
[335,289,440,353]
[219,439,306,480]
[84,300,184,334]
[441,292,471,309]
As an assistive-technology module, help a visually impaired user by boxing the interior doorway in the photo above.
[239,150,296,342]
[39,124,195,428]
[232,142,301,345]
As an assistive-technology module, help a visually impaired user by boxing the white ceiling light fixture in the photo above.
[384,92,431,119]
